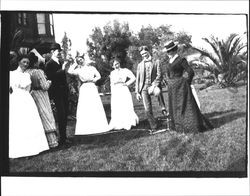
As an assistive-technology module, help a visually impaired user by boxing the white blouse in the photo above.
[110,68,135,86]
[68,64,101,83]
[10,68,31,92]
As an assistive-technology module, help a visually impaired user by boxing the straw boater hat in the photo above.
[164,40,178,52]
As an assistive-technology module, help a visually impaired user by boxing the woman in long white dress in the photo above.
[9,54,49,158]
[67,54,109,135]
[109,57,139,131]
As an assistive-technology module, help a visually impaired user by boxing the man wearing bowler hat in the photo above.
[45,43,70,146]
[135,45,168,134]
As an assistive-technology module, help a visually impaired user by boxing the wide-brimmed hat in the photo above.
[50,43,62,51]
[164,41,178,52]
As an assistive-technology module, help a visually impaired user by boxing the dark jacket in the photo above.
[45,59,68,99]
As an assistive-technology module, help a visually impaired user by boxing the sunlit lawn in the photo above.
[9,83,247,173]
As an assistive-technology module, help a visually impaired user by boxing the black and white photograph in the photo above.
[0,0,249,195]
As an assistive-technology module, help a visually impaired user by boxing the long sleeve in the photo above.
[37,70,51,91]
[93,67,101,82]
[181,58,194,85]
[45,60,66,83]
[67,63,79,75]
[152,60,162,87]
[125,68,136,86]
[135,63,140,94]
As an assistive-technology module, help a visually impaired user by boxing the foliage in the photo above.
[189,33,247,86]
[61,32,72,59]
[86,20,134,90]
[61,32,78,117]
[87,22,193,91]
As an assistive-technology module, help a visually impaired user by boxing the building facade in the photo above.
[10,12,56,54]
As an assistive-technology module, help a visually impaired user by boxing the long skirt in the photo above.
[109,84,139,130]
[9,89,49,158]
[168,77,213,133]
[75,83,109,135]
[30,90,58,148]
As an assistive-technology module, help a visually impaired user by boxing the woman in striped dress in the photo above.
[25,53,59,148]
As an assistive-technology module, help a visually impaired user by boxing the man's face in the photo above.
[140,50,150,60]
[52,49,62,59]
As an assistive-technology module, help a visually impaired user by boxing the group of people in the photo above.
[9,40,213,159]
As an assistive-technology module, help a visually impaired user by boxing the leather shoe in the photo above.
[150,128,168,135]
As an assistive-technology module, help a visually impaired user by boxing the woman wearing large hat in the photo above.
[164,40,213,133]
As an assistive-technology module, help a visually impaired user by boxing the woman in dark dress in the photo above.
[164,41,213,133]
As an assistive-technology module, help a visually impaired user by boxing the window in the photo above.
[17,13,28,26]
[23,13,28,25]
[17,13,22,24]
[36,13,46,35]
[49,14,54,36]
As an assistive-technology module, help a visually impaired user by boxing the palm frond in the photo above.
[190,46,222,71]
[202,37,222,61]
[224,33,238,53]
[234,44,247,56]
[228,36,242,57]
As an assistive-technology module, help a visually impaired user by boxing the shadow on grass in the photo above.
[205,109,236,118]
[226,157,246,171]
[66,119,151,150]
[204,109,246,129]
[70,128,150,149]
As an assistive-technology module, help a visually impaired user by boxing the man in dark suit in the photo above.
[135,46,168,134]
[45,43,69,146]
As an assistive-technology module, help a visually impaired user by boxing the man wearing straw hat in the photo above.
[135,46,168,134]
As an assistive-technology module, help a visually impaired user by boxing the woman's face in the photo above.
[76,57,84,65]
[113,60,120,69]
[19,58,30,71]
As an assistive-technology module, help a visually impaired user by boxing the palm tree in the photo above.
[188,33,247,86]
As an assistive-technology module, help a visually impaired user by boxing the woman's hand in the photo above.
[136,93,142,101]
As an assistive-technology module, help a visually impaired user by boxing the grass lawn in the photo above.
[9,83,247,173]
